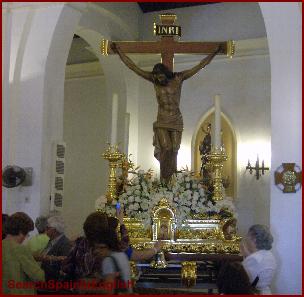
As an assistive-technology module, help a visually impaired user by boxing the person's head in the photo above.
[105,216,122,251]
[247,224,273,251]
[5,212,34,243]
[152,63,174,85]
[46,215,65,240]
[2,214,9,239]
[83,212,109,246]
[217,261,254,294]
[35,216,48,234]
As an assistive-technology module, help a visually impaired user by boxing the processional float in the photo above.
[100,13,240,291]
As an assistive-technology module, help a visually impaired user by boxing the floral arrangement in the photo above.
[100,168,237,229]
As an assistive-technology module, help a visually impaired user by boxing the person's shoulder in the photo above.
[15,241,33,256]
[60,234,71,244]
[244,250,275,267]
[260,250,276,265]
[256,249,275,260]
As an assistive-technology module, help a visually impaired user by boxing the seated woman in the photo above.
[100,229,133,294]
[61,211,109,281]
[217,261,256,294]
[241,224,276,294]
[2,212,45,294]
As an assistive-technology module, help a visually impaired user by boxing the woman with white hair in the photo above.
[38,215,72,282]
[240,224,277,294]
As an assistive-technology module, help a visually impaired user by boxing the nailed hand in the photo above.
[111,42,119,53]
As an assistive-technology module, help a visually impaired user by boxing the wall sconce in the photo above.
[246,155,269,180]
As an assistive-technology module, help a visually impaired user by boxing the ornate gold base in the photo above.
[102,144,123,204]
[181,261,197,287]
[206,150,227,201]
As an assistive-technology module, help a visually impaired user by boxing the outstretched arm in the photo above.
[180,45,222,81]
[111,42,153,82]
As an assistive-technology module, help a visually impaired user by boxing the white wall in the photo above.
[140,2,266,41]
[260,3,302,294]
[2,3,84,220]
[63,75,107,238]
[2,1,141,226]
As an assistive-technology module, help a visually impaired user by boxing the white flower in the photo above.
[207,201,213,208]
[128,196,134,203]
[141,203,148,211]
[95,195,107,210]
[193,192,199,200]
[141,198,148,204]
[115,168,237,228]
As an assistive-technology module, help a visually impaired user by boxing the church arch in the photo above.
[60,8,136,236]
[192,108,237,198]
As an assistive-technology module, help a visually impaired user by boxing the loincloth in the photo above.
[153,111,183,131]
[153,112,183,162]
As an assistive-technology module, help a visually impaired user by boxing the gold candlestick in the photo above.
[102,144,123,204]
[206,149,227,201]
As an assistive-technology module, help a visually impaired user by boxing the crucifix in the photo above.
[101,13,234,183]
[102,14,234,70]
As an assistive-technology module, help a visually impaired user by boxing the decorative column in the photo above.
[207,94,227,201]
[102,144,123,204]
[103,93,122,204]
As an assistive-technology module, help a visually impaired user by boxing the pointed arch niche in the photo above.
[193,110,237,198]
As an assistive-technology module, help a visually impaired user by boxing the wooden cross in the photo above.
[101,13,234,71]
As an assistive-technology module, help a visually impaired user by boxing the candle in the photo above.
[124,112,130,154]
[111,93,118,145]
[214,94,221,149]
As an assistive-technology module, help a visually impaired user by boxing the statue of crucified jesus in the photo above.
[111,42,221,183]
